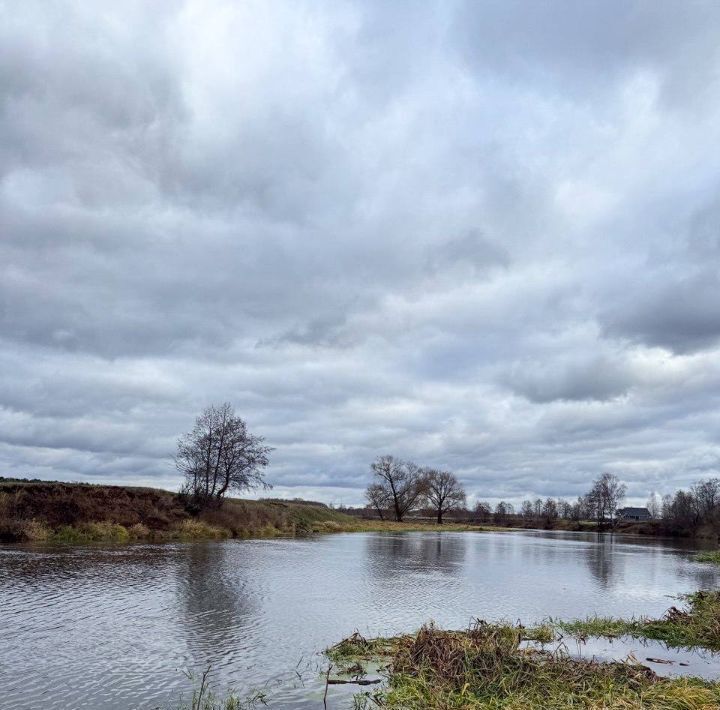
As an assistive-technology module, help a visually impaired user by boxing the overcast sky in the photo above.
[2,0,720,506]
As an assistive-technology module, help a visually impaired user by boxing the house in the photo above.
[618,507,651,521]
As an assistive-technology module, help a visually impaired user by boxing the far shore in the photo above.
[0,479,505,543]
[0,479,716,545]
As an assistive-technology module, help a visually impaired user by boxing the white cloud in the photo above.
[1,0,720,505]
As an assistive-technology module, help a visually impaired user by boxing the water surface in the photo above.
[1,530,718,708]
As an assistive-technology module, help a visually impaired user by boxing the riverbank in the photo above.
[0,480,350,542]
[0,480,495,543]
[326,592,720,709]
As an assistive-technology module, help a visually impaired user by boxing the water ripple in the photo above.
[1,532,719,709]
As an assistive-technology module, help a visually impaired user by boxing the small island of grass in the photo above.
[325,591,720,709]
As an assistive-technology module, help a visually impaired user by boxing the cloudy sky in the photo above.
[2,0,720,506]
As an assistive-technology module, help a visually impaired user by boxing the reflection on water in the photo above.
[176,543,256,664]
[1,531,719,709]
[364,531,466,576]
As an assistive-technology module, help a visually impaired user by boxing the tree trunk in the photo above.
[437,510,443,524]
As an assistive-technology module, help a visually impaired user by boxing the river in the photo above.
[1,530,719,709]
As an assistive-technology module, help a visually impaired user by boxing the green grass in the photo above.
[312,519,510,534]
[327,621,720,709]
[695,550,720,564]
[556,591,720,651]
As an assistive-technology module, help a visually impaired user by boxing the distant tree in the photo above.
[658,478,720,533]
[586,473,626,528]
[366,483,391,520]
[521,500,534,522]
[541,497,559,527]
[494,501,514,526]
[367,455,427,522]
[474,500,492,523]
[176,403,272,510]
[533,498,543,519]
[575,494,591,521]
[665,489,698,530]
[424,469,466,524]
[558,499,573,519]
[692,478,720,524]
[647,491,661,519]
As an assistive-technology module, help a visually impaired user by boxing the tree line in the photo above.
[658,478,720,534]
[174,407,720,538]
[365,462,636,530]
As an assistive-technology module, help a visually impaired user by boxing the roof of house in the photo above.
[619,507,650,515]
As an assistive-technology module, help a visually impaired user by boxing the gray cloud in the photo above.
[1,0,720,506]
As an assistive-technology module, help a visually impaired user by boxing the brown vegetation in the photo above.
[0,481,352,543]
[329,618,720,709]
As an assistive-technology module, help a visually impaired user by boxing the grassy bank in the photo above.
[326,593,720,709]
[0,481,355,543]
[0,480,500,543]
[311,518,500,534]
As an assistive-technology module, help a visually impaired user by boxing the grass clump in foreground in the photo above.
[329,621,720,710]
[557,590,720,651]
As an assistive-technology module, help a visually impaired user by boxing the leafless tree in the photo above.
[692,478,720,524]
[474,500,492,523]
[365,483,391,520]
[558,499,573,519]
[521,500,534,522]
[494,501,514,526]
[176,403,272,509]
[423,469,466,524]
[647,491,661,519]
[367,455,426,522]
[541,497,558,527]
[586,472,626,528]
[533,498,543,519]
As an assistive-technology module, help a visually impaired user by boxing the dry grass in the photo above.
[330,620,720,709]
[0,480,509,543]
[0,480,357,542]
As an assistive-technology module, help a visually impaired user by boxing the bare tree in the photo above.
[521,500,534,523]
[176,403,272,509]
[474,500,492,523]
[647,491,661,519]
[558,499,573,519]
[692,478,720,524]
[367,455,426,522]
[533,498,543,519]
[586,472,626,528]
[424,469,466,524]
[365,483,391,520]
[541,497,559,527]
[494,501,514,526]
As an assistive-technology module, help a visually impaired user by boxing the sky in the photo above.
[1,0,720,507]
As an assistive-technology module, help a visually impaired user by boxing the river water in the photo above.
[1,530,719,709]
